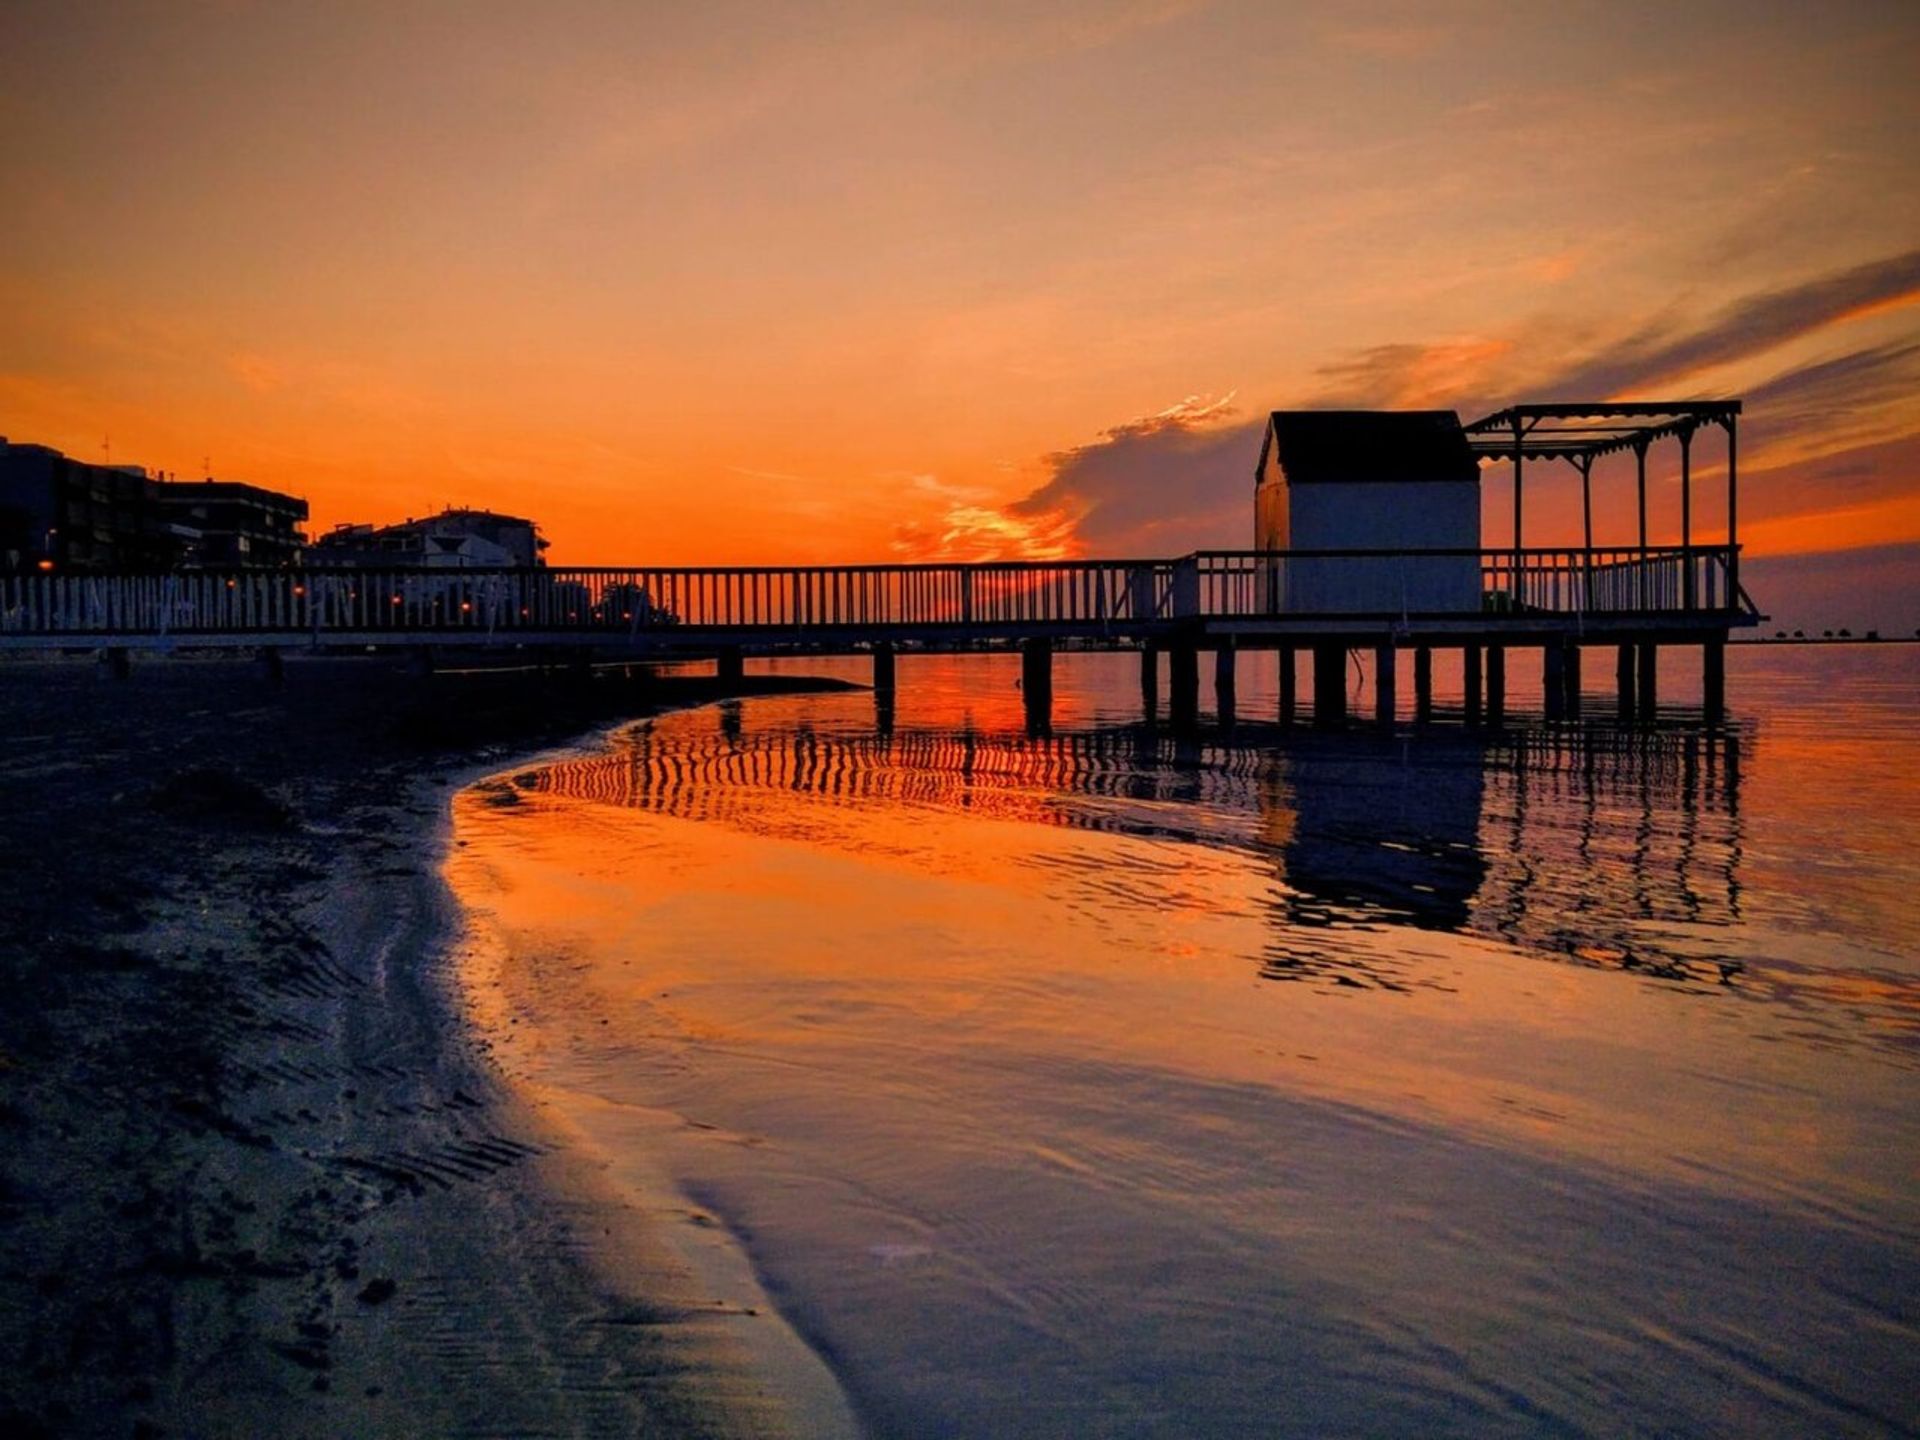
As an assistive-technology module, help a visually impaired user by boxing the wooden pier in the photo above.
[1,543,1757,725]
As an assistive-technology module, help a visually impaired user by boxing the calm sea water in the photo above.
[448,646,1920,1438]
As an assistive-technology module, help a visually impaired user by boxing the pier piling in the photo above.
[1563,642,1582,718]
[1637,641,1659,717]
[717,647,745,684]
[1373,644,1396,726]
[1168,643,1199,729]
[1704,639,1725,724]
[1616,644,1636,720]
[872,642,896,698]
[1021,637,1054,730]
[1214,641,1237,727]
[1463,645,1483,726]
[1486,646,1505,726]
[1544,643,1566,721]
[1312,643,1346,729]
[1279,646,1298,725]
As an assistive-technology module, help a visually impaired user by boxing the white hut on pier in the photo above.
[1254,410,1481,615]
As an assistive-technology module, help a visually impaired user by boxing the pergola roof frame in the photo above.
[1463,401,1741,463]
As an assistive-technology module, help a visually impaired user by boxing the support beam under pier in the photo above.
[1463,644,1483,726]
[1312,643,1346,729]
[1544,643,1566,721]
[1022,637,1054,733]
[1215,640,1237,727]
[1279,645,1298,725]
[1617,644,1636,721]
[1140,644,1159,721]
[1413,646,1432,723]
[1703,639,1726,725]
[1563,642,1582,719]
[716,647,745,684]
[1486,646,1505,726]
[1636,641,1658,717]
[1168,643,1199,730]
[872,642,896,698]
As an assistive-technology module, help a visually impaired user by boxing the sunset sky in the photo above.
[2,1,1917,618]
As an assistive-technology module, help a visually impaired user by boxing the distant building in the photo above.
[0,437,177,573]
[309,507,548,568]
[1254,410,1481,614]
[158,479,310,568]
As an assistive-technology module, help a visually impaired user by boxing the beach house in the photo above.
[1253,410,1482,615]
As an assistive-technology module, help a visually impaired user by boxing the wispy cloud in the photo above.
[1541,247,1920,398]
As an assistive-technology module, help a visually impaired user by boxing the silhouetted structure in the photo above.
[311,508,548,568]
[0,400,1759,729]
[159,479,309,568]
[0,438,176,573]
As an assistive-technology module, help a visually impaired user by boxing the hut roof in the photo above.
[1259,411,1479,485]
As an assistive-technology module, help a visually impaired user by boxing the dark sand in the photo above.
[0,653,857,1439]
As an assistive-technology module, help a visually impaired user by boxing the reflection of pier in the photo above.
[525,710,1747,994]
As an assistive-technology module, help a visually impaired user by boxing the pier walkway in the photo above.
[0,544,1757,723]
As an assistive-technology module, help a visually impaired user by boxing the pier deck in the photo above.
[0,545,1758,724]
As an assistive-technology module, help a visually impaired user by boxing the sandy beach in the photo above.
[0,653,857,1440]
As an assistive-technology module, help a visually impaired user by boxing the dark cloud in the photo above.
[1541,248,1920,398]
[1007,400,1264,555]
[1743,340,1920,437]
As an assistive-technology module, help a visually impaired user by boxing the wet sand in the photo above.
[0,653,857,1440]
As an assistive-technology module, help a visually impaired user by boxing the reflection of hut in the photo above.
[1254,411,1480,614]
[1266,736,1486,930]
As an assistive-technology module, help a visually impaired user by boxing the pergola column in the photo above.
[1680,424,1696,610]
[1725,415,1739,604]
[1634,439,1649,556]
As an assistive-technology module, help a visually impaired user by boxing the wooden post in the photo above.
[1680,426,1696,611]
[1278,645,1297,725]
[1373,643,1396,726]
[98,646,131,681]
[1463,644,1482,725]
[1214,640,1237,727]
[1511,419,1525,580]
[1022,636,1054,730]
[1543,643,1566,721]
[1413,645,1432,722]
[1704,638,1726,724]
[717,647,745,684]
[1168,642,1199,730]
[1635,441,1649,555]
[1616,644,1636,720]
[1563,642,1582,718]
[1636,641,1658,716]
[1725,416,1739,604]
[1486,645,1505,725]
[1311,643,1346,728]
[1140,644,1159,721]
[871,642,895,698]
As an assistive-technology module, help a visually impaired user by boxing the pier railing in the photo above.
[0,546,1743,642]
[1195,546,1736,619]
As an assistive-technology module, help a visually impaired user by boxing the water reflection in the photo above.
[525,711,1753,1002]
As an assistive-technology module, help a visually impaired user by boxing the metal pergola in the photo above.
[1463,401,1742,604]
